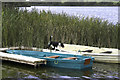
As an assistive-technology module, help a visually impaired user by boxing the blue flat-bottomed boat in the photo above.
[6,50,94,69]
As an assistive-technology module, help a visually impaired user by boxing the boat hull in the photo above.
[6,50,94,69]
[42,58,93,69]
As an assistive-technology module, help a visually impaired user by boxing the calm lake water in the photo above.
[2,61,120,79]
[22,6,118,25]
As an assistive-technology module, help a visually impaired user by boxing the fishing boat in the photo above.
[6,49,94,69]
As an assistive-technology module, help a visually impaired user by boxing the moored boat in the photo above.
[6,50,94,69]
[60,44,119,63]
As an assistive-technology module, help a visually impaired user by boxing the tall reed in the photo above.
[2,7,118,48]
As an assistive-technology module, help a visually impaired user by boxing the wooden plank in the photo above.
[45,55,60,58]
[63,57,77,60]
[0,52,44,62]
[0,52,46,66]
[0,47,20,51]
[0,48,9,51]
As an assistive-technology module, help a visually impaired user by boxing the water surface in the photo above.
[22,6,118,25]
[2,61,120,79]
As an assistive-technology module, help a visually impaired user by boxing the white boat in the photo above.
[59,44,119,63]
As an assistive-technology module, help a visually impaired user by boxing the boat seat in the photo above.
[45,55,60,58]
[63,57,77,60]
[101,51,112,54]
[81,50,93,52]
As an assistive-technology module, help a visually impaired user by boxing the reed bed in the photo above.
[2,7,118,48]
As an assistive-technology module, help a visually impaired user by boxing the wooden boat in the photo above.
[59,44,119,63]
[2,44,119,63]
[6,50,94,69]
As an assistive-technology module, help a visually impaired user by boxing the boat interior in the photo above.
[5,50,92,61]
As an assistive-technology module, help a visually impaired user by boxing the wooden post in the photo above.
[0,1,2,48]
[34,63,37,68]
[0,2,2,80]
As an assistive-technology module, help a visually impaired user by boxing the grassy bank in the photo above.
[2,7,118,48]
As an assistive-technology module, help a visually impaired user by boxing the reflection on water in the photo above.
[2,61,120,79]
[2,61,93,79]
[92,62,119,79]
